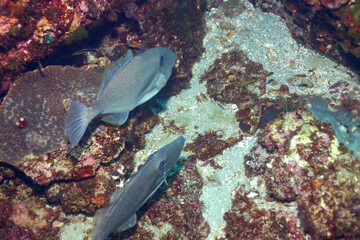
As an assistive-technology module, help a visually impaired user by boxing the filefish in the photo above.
[92,136,186,240]
[65,47,177,147]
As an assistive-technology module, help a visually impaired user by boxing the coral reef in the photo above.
[249,0,360,69]
[200,49,270,134]
[222,189,307,239]
[0,65,101,165]
[0,0,136,93]
[200,49,299,136]
[0,177,64,240]
[200,49,268,106]
[184,131,241,162]
[243,106,360,238]
[0,0,207,239]
[46,174,116,214]
[300,95,360,159]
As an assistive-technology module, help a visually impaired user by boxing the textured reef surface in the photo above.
[0,0,127,94]
[249,0,360,69]
[1,0,360,239]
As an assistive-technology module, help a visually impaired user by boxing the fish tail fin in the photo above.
[65,101,93,148]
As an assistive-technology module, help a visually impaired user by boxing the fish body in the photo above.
[92,136,186,240]
[65,47,177,147]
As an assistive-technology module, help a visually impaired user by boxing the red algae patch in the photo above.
[244,107,360,238]
[45,175,116,214]
[222,189,306,239]
[0,65,101,165]
[0,177,63,240]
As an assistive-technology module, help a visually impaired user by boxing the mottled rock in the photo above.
[246,106,360,238]
[0,65,101,165]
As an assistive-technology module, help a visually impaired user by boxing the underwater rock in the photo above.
[184,130,241,169]
[300,95,360,159]
[222,189,307,239]
[200,49,267,106]
[0,65,104,184]
[0,0,138,94]
[46,174,116,214]
[245,107,360,238]
[297,158,360,239]
[0,177,63,240]
[200,49,270,135]
[0,65,101,165]
[249,0,360,69]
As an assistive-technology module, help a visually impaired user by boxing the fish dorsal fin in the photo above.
[97,50,134,99]
[116,214,137,233]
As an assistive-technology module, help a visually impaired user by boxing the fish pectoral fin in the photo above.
[116,214,137,233]
[137,73,167,106]
[101,112,129,125]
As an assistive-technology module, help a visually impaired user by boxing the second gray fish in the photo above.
[65,47,177,147]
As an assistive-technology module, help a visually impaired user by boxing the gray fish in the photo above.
[65,47,177,147]
[92,136,186,240]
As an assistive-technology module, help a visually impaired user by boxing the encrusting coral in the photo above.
[0,65,101,165]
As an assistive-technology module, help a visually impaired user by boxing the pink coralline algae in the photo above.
[244,106,360,239]
[0,177,63,240]
[0,225,35,240]
[222,189,307,239]
[45,174,116,214]
[0,0,129,93]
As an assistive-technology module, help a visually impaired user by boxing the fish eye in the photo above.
[160,56,165,65]
[159,161,165,169]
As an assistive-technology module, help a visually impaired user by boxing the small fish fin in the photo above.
[97,50,134,99]
[137,73,166,106]
[64,101,92,148]
[116,214,137,233]
[101,112,129,125]
[164,178,169,186]
[92,188,126,238]
[93,204,110,228]
[92,67,105,75]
